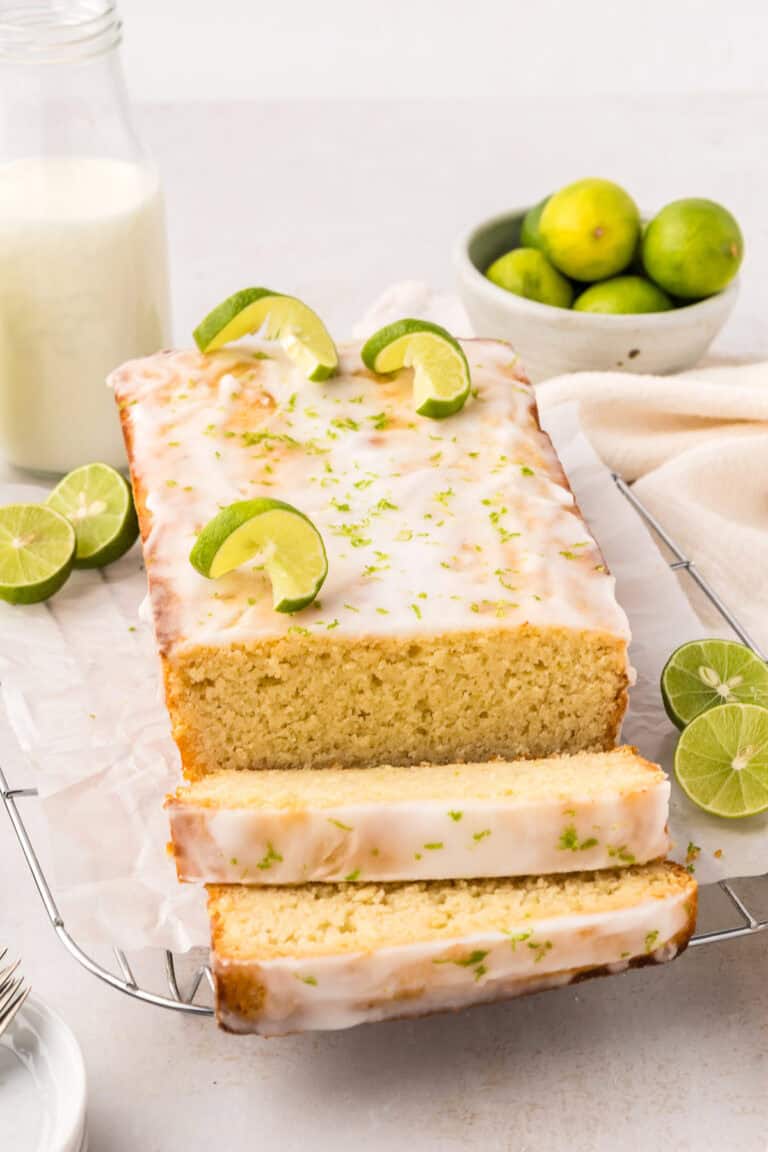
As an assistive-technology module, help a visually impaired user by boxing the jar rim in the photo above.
[0,1,122,62]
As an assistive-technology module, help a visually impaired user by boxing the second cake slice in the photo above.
[167,746,670,884]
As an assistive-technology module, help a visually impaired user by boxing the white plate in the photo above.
[0,996,87,1152]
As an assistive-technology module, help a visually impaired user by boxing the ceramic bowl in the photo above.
[0,996,87,1152]
[453,208,738,382]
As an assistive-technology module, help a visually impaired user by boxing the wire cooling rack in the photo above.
[1,474,767,1017]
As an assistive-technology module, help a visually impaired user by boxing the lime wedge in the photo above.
[661,639,768,730]
[0,504,75,604]
[674,702,768,818]
[47,463,139,568]
[193,288,338,382]
[190,498,327,613]
[361,319,471,419]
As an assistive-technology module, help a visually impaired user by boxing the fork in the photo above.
[0,949,30,1039]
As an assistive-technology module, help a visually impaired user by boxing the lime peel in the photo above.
[193,288,338,382]
[190,498,327,613]
[361,319,471,419]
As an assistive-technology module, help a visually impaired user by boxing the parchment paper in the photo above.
[0,392,764,953]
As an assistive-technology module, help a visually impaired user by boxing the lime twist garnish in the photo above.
[47,462,139,569]
[190,498,327,613]
[674,702,768,818]
[193,288,338,382]
[361,318,471,419]
[661,639,768,731]
[0,504,76,604]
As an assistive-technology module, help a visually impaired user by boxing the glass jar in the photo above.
[0,1,170,474]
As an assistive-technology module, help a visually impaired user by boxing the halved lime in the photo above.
[193,288,338,382]
[47,463,139,568]
[0,504,75,604]
[190,498,327,613]
[675,703,768,818]
[661,639,768,730]
[361,319,471,419]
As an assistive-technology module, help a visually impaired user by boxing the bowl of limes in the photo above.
[454,178,742,382]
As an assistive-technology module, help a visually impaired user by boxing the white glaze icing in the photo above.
[214,887,692,1035]
[170,779,670,883]
[110,340,631,654]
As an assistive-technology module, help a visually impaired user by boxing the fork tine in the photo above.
[0,958,21,996]
[0,983,30,1039]
[0,976,23,1016]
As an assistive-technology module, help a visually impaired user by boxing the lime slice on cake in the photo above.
[361,319,471,419]
[47,463,139,568]
[0,504,75,604]
[193,288,338,382]
[674,702,768,818]
[661,639,768,730]
[190,498,327,613]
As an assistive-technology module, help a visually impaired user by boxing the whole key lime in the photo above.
[539,178,641,281]
[485,248,574,309]
[642,199,743,299]
[573,275,673,314]
[520,197,550,250]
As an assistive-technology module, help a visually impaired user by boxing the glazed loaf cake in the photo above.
[111,339,630,776]
[167,747,670,884]
[209,862,697,1035]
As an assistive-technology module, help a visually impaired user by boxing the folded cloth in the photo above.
[355,282,768,654]
[537,366,768,653]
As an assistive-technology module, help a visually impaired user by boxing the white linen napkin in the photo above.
[356,283,768,655]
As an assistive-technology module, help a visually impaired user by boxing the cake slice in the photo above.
[208,862,697,1034]
[111,338,630,776]
[167,747,670,884]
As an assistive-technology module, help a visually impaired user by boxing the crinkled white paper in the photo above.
[1,307,765,953]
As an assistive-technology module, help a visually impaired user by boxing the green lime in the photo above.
[642,198,743,300]
[539,178,641,281]
[361,318,471,419]
[485,248,573,309]
[661,639,768,730]
[520,197,550,249]
[193,288,338,382]
[675,703,768,818]
[0,504,75,604]
[47,462,139,568]
[573,275,673,314]
[190,498,327,613]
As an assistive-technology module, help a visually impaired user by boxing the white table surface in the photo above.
[2,97,768,1151]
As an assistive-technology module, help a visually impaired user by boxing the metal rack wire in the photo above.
[1,475,766,1017]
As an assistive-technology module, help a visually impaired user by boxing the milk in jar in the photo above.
[0,156,169,472]
[0,1,171,473]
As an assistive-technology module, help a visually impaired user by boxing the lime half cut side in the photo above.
[189,498,327,613]
[361,318,471,419]
[0,504,75,604]
[661,639,768,730]
[193,288,338,382]
[674,703,768,818]
[47,462,139,568]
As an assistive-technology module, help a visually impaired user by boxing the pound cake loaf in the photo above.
[167,747,669,884]
[209,861,696,1034]
[112,339,630,776]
